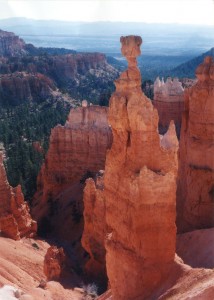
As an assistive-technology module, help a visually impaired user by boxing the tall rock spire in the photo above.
[103,35,178,299]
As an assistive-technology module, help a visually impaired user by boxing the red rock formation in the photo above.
[103,35,178,300]
[0,52,115,83]
[177,56,214,232]
[49,53,108,80]
[0,29,27,57]
[81,172,107,287]
[0,72,56,106]
[153,77,184,135]
[0,30,118,103]
[32,105,112,242]
[0,237,85,299]
[97,255,214,300]
[0,153,37,240]
[44,246,66,280]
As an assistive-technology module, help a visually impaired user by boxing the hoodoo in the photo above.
[0,152,37,240]
[104,35,178,300]
[82,35,178,300]
[177,56,214,232]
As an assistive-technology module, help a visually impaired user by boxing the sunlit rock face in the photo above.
[82,35,178,300]
[177,56,214,233]
[153,77,184,136]
[32,105,112,242]
[0,153,37,240]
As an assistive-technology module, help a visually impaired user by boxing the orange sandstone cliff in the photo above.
[177,56,214,233]
[32,104,112,241]
[0,152,37,240]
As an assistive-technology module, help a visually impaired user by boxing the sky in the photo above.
[0,0,214,26]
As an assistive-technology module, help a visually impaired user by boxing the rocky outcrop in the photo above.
[0,29,118,104]
[32,104,112,242]
[81,172,107,288]
[0,72,55,106]
[153,77,184,135]
[0,153,37,240]
[0,29,27,57]
[98,255,214,300]
[0,237,85,299]
[0,52,108,76]
[0,51,118,103]
[177,56,214,232]
[103,35,178,300]
[44,246,66,280]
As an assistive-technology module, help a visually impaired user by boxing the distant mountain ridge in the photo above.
[0,28,76,57]
[0,18,214,57]
[168,47,214,78]
[1,17,214,36]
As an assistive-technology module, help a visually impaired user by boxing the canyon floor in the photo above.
[0,237,87,300]
[0,228,214,299]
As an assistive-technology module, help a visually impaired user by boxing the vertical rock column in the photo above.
[81,172,107,288]
[0,152,37,239]
[177,56,214,232]
[104,36,178,300]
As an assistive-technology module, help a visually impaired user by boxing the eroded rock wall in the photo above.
[32,105,112,242]
[0,153,37,239]
[153,77,184,135]
[0,29,26,57]
[177,56,214,232]
[0,72,55,106]
[81,172,107,287]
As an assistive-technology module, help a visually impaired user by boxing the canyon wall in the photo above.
[177,56,214,232]
[0,50,118,104]
[32,104,112,242]
[0,29,27,57]
[0,72,56,106]
[82,36,178,300]
[0,52,115,84]
[0,152,37,239]
[153,77,184,135]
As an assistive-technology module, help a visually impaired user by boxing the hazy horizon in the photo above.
[1,17,214,28]
[0,0,214,26]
